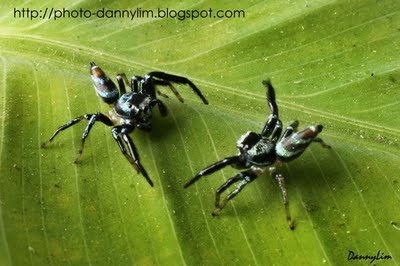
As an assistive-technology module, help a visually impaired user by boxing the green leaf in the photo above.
[1,0,399,265]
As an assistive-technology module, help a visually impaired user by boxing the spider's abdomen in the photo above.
[276,125,322,162]
[90,63,119,104]
[237,131,276,167]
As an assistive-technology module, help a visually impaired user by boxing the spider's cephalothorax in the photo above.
[184,80,330,229]
[42,62,208,187]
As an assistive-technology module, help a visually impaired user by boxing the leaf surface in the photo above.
[0,1,399,265]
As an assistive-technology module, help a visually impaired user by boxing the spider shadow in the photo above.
[143,101,196,142]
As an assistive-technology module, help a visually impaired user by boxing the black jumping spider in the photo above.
[42,62,208,186]
[184,80,330,229]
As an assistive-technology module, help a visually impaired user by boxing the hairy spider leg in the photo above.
[41,117,85,147]
[142,72,209,104]
[132,75,178,97]
[263,79,278,116]
[111,126,133,162]
[154,82,171,99]
[130,75,143,93]
[281,120,299,139]
[155,80,184,102]
[41,113,114,163]
[111,125,153,187]
[132,75,174,99]
[74,113,114,163]
[131,75,170,116]
[261,80,282,139]
[139,74,184,102]
[119,72,172,103]
[262,114,281,138]
[149,98,168,117]
[212,169,259,216]
[183,156,240,188]
[116,73,131,95]
[312,137,332,148]
[269,167,294,230]
[271,119,283,143]
[124,72,174,98]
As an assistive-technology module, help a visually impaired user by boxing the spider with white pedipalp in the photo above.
[184,80,330,229]
[42,62,208,187]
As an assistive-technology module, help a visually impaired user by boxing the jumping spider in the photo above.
[184,80,330,229]
[42,62,208,186]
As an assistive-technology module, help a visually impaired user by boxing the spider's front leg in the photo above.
[269,166,294,230]
[212,168,261,216]
[119,72,173,100]
[147,78,185,103]
[261,80,282,142]
[111,125,153,187]
[141,72,209,104]
[130,75,175,97]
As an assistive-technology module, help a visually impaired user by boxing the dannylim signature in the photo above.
[348,250,392,264]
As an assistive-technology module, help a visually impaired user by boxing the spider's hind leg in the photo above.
[269,167,294,230]
[41,116,87,148]
[42,112,114,163]
[212,169,259,216]
[313,137,331,149]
